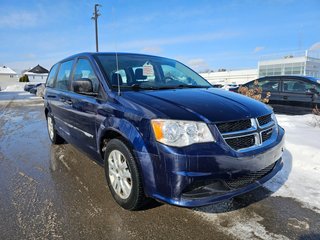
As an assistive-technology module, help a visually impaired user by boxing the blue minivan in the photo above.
[44,53,285,210]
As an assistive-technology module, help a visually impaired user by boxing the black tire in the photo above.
[104,139,147,210]
[46,113,64,144]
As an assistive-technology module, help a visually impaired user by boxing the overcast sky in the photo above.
[0,0,319,73]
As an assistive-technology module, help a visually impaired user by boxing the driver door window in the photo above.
[259,79,279,92]
[73,59,100,95]
[55,60,73,90]
[246,79,279,92]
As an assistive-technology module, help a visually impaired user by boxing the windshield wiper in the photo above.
[131,84,165,90]
[164,85,210,89]
[111,84,160,90]
[111,84,210,91]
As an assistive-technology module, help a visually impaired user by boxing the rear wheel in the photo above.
[47,114,64,144]
[104,139,147,210]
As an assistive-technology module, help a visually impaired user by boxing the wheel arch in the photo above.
[44,108,49,118]
[97,122,157,197]
[99,128,133,160]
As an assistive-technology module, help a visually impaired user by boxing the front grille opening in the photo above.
[262,128,273,142]
[182,179,217,193]
[258,114,272,126]
[182,180,228,199]
[216,119,251,133]
[225,135,255,150]
[224,162,276,189]
[216,114,275,151]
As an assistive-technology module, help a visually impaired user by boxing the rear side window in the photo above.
[73,59,100,93]
[46,64,59,88]
[283,79,314,93]
[55,60,74,90]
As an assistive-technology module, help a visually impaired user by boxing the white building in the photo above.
[258,50,320,78]
[0,66,18,89]
[200,49,320,85]
[24,64,49,83]
[200,69,258,85]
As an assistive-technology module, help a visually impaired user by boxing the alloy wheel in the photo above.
[108,150,132,199]
[47,116,54,140]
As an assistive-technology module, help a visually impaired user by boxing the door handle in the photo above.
[283,96,288,100]
[60,97,66,102]
[65,100,73,105]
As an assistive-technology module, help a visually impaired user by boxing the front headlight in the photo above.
[151,119,215,147]
[271,113,279,134]
[271,113,278,125]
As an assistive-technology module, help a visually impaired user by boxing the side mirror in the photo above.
[73,78,94,94]
[312,93,319,102]
[306,89,319,101]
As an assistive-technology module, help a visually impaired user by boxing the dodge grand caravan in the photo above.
[44,53,285,210]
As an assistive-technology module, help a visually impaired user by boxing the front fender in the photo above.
[97,116,157,197]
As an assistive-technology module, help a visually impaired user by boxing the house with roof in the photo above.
[24,64,49,83]
[0,66,18,89]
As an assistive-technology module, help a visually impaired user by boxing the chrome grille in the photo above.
[258,114,272,126]
[216,119,251,133]
[225,162,276,189]
[216,114,276,151]
[262,128,273,142]
[225,135,255,150]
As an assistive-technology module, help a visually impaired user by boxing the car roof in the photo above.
[57,52,168,63]
[257,75,320,83]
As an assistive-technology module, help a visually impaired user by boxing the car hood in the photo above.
[121,88,272,123]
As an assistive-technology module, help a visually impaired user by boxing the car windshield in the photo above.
[95,53,211,91]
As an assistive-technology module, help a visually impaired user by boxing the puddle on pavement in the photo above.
[0,101,231,240]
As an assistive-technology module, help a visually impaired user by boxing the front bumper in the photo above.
[156,157,283,207]
[139,126,285,207]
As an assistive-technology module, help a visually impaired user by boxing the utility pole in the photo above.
[91,4,102,52]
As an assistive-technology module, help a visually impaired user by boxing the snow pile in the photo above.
[2,84,25,92]
[264,114,320,213]
[0,85,42,106]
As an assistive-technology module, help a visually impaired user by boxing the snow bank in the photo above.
[264,114,320,213]
[0,84,41,106]
[2,84,25,92]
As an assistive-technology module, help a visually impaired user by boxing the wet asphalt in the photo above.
[0,92,319,240]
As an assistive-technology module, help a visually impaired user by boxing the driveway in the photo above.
[0,92,319,240]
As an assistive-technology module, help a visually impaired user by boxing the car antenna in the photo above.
[111,6,121,96]
[115,52,121,96]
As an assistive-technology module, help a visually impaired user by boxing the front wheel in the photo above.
[47,114,64,144]
[104,139,147,210]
